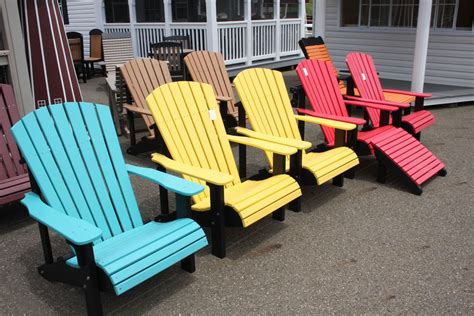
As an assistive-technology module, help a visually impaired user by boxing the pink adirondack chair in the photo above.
[296,59,446,195]
[346,52,435,139]
[0,84,30,205]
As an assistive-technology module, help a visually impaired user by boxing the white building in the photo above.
[63,0,307,73]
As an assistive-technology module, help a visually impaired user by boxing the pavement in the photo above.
[0,74,473,315]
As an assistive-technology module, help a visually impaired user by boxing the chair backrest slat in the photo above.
[184,51,237,116]
[296,60,349,146]
[11,103,143,243]
[346,52,386,127]
[0,85,26,180]
[299,37,345,90]
[89,29,103,60]
[146,82,240,203]
[163,35,191,50]
[67,32,84,62]
[103,33,134,74]
[151,42,183,75]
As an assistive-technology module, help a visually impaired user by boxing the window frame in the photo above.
[339,0,473,33]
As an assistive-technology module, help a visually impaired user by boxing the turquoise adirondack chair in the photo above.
[11,102,208,315]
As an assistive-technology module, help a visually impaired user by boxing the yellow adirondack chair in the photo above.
[234,68,359,187]
[146,81,302,258]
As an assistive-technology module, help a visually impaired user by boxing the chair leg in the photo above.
[414,133,421,141]
[377,160,387,183]
[209,184,226,259]
[84,280,102,316]
[438,168,447,177]
[332,174,344,187]
[272,207,285,221]
[75,244,103,316]
[344,167,356,179]
[180,254,196,273]
[288,198,301,213]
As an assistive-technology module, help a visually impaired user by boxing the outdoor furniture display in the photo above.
[119,58,172,154]
[150,41,184,80]
[11,102,208,315]
[67,31,87,83]
[234,68,359,188]
[163,35,191,49]
[0,84,30,206]
[103,32,135,134]
[298,36,416,105]
[346,52,435,139]
[146,82,302,258]
[184,51,238,128]
[296,59,446,195]
[84,28,104,77]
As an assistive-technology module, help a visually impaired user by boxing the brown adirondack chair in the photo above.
[119,58,172,154]
[0,84,30,205]
[184,51,238,127]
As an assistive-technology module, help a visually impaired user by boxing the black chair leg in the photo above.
[180,254,196,273]
[377,161,387,183]
[332,175,344,187]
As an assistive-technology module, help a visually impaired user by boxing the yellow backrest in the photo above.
[146,82,241,202]
[234,68,302,167]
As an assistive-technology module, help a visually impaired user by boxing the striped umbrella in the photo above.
[19,0,82,108]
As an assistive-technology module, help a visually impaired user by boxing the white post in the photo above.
[411,0,432,92]
[245,0,252,65]
[206,0,219,51]
[95,0,104,30]
[128,0,138,56]
[163,0,172,36]
[299,0,306,47]
[313,0,326,38]
[275,0,281,61]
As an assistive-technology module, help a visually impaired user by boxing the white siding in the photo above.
[64,0,101,56]
[325,0,474,87]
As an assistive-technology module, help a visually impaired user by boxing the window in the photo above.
[341,0,473,30]
[105,0,130,23]
[280,0,299,19]
[252,0,274,20]
[58,0,69,25]
[216,0,244,21]
[172,0,207,22]
[136,0,164,22]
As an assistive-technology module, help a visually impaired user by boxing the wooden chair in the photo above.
[234,68,359,187]
[184,51,238,128]
[296,59,446,195]
[11,102,208,315]
[0,84,30,206]
[346,52,435,139]
[67,32,87,83]
[298,36,416,104]
[147,82,302,258]
[119,58,172,154]
[163,35,191,49]
[84,29,104,77]
[151,42,184,80]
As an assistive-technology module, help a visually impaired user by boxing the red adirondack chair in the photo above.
[296,59,446,195]
[0,84,30,205]
[346,52,435,139]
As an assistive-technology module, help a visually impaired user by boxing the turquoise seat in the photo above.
[11,102,208,315]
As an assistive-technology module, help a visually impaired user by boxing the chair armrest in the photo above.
[345,95,410,109]
[343,99,399,111]
[123,104,153,116]
[151,153,234,186]
[234,127,311,150]
[383,89,432,98]
[21,192,102,245]
[126,164,204,196]
[227,135,297,156]
[216,95,233,102]
[297,109,366,125]
[294,114,356,131]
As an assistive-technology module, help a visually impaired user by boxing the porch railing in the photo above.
[105,19,303,66]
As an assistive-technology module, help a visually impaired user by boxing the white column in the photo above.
[95,0,104,30]
[274,0,281,61]
[128,0,138,56]
[245,0,252,65]
[206,0,219,51]
[313,0,326,38]
[299,0,306,41]
[411,0,432,92]
[163,0,172,36]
